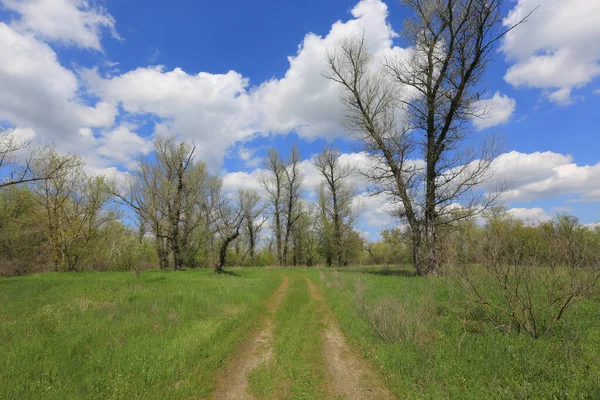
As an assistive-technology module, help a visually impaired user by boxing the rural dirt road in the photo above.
[211,272,396,399]
[211,274,290,400]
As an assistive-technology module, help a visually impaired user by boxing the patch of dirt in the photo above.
[210,274,289,400]
[303,275,397,400]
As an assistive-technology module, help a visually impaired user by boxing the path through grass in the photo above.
[0,269,281,399]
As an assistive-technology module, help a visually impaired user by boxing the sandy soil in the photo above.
[303,275,397,400]
[210,275,290,400]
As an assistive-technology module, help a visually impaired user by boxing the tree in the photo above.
[0,131,75,189]
[30,149,114,271]
[112,137,213,270]
[326,1,530,276]
[238,189,267,265]
[154,137,197,270]
[260,149,286,265]
[213,190,245,273]
[313,147,357,266]
[282,144,304,266]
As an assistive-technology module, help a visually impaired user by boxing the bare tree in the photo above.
[111,137,209,270]
[30,149,114,271]
[260,149,286,264]
[0,132,75,189]
[326,1,531,276]
[282,144,304,266]
[112,161,171,269]
[313,147,357,266]
[154,137,197,270]
[238,189,267,265]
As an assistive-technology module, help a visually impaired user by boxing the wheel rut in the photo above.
[210,274,290,400]
[302,274,397,400]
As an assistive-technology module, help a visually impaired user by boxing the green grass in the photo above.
[3,266,599,399]
[0,268,281,399]
[248,272,325,399]
[306,266,600,399]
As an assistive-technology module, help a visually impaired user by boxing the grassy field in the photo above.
[305,266,600,399]
[0,269,281,399]
[1,266,599,399]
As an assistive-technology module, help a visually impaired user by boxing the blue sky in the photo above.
[0,0,599,239]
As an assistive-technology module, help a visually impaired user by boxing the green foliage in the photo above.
[0,186,49,275]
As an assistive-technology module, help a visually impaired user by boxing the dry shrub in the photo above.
[353,278,436,344]
[321,269,346,290]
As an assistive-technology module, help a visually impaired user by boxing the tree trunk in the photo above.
[215,231,239,273]
[170,163,184,270]
[156,236,170,269]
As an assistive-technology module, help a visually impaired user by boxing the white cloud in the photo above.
[83,66,254,168]
[93,125,153,168]
[2,0,119,50]
[584,222,600,230]
[0,23,117,143]
[472,92,516,130]
[502,0,600,104]
[222,168,266,195]
[252,0,405,140]
[507,207,552,225]
[487,151,600,203]
[352,192,397,228]
[82,0,409,168]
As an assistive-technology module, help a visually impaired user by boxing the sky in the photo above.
[0,0,599,240]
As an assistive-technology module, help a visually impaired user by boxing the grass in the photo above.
[248,272,325,399]
[0,268,281,399]
[306,265,600,399]
[2,266,599,399]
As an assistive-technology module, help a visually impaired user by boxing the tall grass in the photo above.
[0,269,281,399]
[308,265,600,398]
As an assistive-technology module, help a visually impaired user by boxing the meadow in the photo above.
[1,266,599,399]
[0,269,281,399]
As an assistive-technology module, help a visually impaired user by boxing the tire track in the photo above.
[302,274,396,400]
[210,274,290,400]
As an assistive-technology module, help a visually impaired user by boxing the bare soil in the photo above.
[303,275,397,400]
[210,275,290,400]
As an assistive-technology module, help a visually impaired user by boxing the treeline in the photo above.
[0,136,375,276]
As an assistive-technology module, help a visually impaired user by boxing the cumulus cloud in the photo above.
[252,0,407,140]
[93,125,153,169]
[82,0,410,167]
[472,92,516,130]
[507,207,552,225]
[222,168,266,195]
[352,192,397,228]
[487,151,600,203]
[83,66,253,167]
[2,0,119,50]
[502,0,600,104]
[0,23,117,144]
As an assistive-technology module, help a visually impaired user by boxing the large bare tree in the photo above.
[327,0,530,276]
